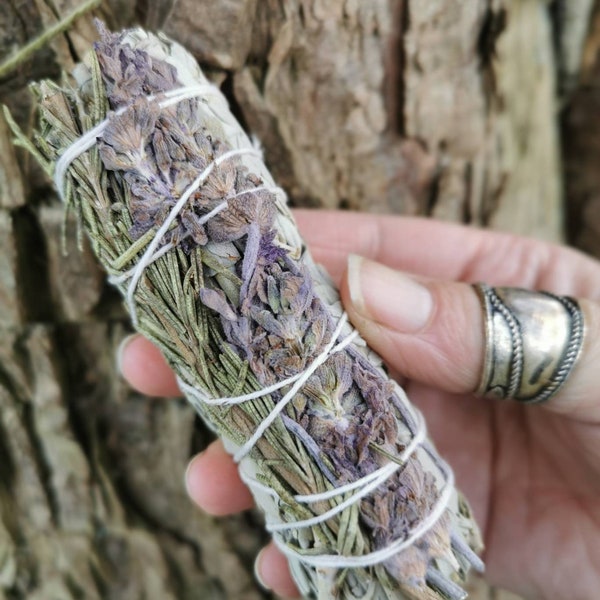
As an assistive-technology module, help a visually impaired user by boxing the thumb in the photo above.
[340,254,600,420]
[340,254,483,396]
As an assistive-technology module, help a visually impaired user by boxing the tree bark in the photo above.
[563,2,600,257]
[0,1,597,599]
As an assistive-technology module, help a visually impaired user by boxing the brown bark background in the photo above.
[0,1,598,599]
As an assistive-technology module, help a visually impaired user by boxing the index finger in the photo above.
[293,209,600,299]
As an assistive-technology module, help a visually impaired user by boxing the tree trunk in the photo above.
[0,1,597,599]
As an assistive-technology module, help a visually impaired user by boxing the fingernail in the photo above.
[253,548,271,591]
[347,254,433,333]
[116,333,137,373]
[184,452,203,498]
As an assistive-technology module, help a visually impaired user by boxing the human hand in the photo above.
[119,210,600,600]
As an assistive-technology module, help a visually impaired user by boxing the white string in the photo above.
[108,185,284,285]
[266,412,428,532]
[295,463,399,503]
[125,146,262,326]
[238,469,280,500]
[54,84,220,202]
[179,368,302,406]
[179,314,359,462]
[273,465,455,569]
[237,412,427,510]
[178,313,351,408]
[159,84,221,108]
[54,84,284,325]
[54,116,115,201]
[296,411,426,503]
[233,320,358,462]
[179,307,448,567]
[109,242,175,285]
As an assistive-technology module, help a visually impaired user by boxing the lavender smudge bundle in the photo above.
[6,24,484,600]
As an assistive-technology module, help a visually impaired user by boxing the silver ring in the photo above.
[474,284,585,404]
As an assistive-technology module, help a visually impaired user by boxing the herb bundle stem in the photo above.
[7,25,485,599]
[0,0,101,79]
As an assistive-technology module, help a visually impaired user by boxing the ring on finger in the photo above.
[474,284,585,404]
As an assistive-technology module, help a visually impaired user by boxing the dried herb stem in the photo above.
[0,0,101,78]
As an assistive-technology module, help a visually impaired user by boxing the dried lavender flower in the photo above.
[7,23,484,600]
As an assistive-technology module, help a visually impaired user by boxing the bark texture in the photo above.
[0,1,597,599]
[563,2,600,256]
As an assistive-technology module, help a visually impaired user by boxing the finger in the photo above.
[294,209,600,299]
[255,541,300,598]
[341,255,600,421]
[118,334,181,397]
[342,255,484,394]
[185,440,254,515]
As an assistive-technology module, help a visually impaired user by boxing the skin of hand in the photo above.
[119,210,600,600]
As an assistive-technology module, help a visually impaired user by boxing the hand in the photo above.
[119,210,600,600]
